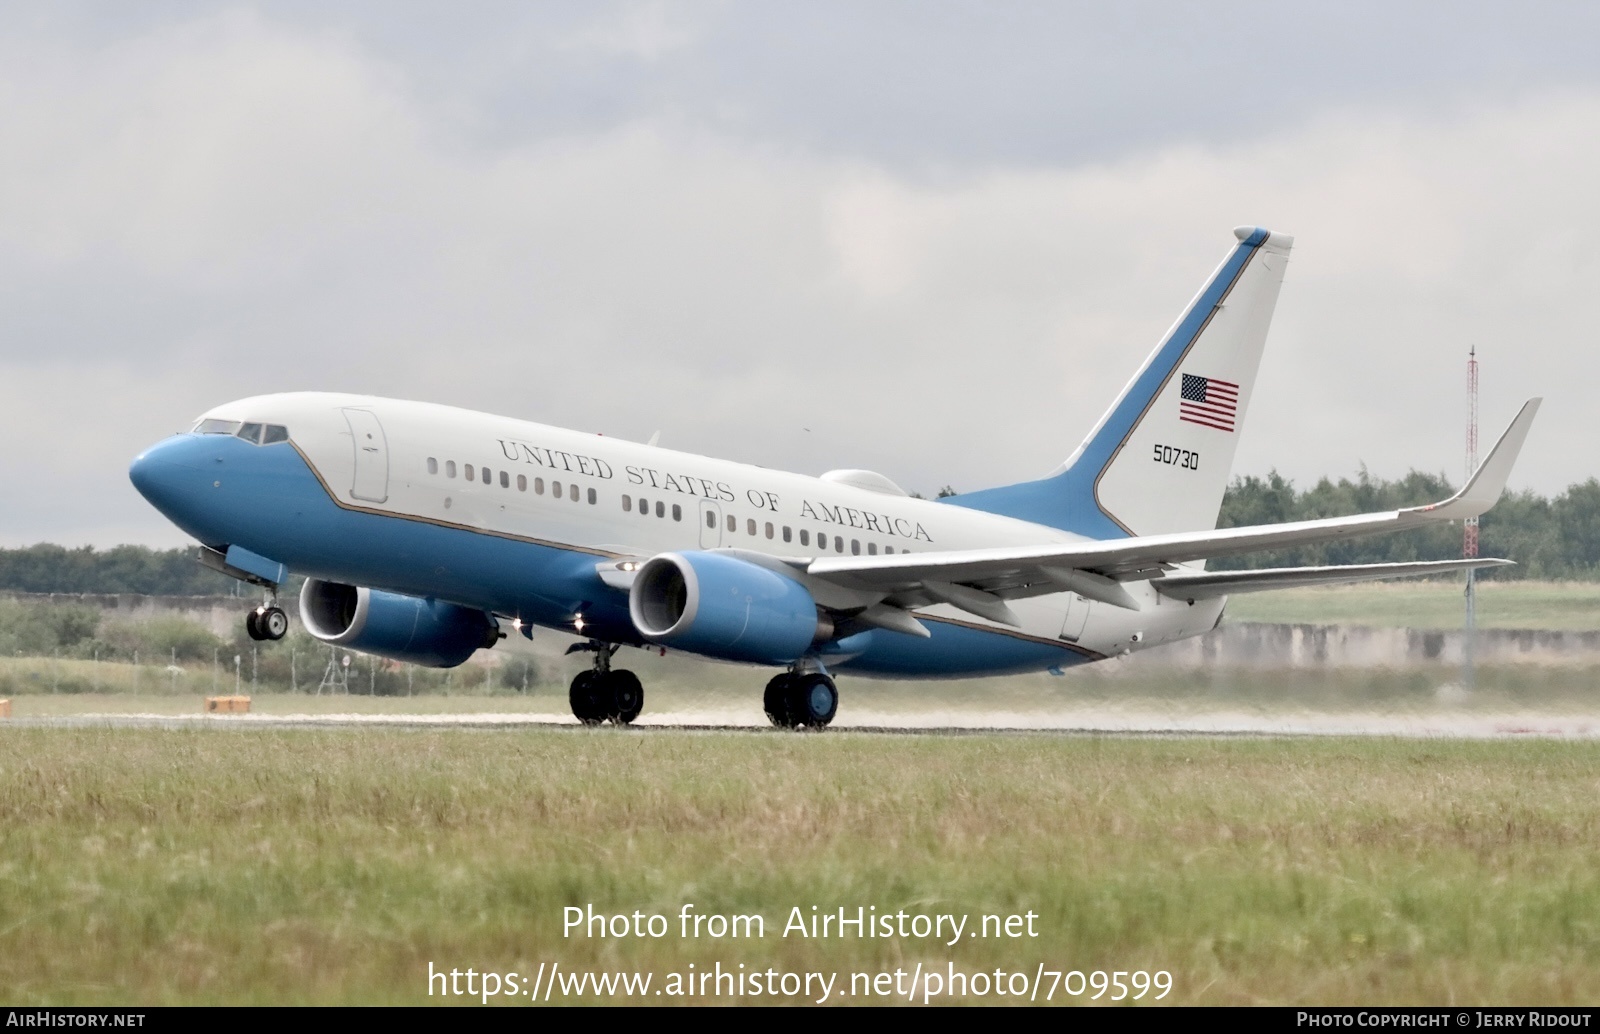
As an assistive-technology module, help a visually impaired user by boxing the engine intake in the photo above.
[629,551,831,665]
[299,578,497,668]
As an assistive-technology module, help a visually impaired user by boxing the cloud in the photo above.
[0,11,1595,546]
[556,1,700,61]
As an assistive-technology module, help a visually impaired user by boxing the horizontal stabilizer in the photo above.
[1152,558,1514,601]
[804,401,1539,626]
[811,399,1540,593]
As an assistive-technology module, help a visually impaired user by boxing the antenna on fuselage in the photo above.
[647,431,661,447]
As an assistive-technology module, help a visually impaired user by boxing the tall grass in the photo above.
[2,729,1599,1004]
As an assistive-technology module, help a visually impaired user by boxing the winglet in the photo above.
[1410,398,1541,521]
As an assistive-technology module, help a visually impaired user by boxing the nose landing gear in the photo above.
[245,590,289,642]
[764,667,838,729]
[567,641,644,726]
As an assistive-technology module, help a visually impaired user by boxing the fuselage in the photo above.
[129,391,1225,677]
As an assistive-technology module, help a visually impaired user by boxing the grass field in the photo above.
[3,727,1600,1005]
[1223,579,1600,631]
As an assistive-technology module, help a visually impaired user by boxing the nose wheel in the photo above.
[764,671,838,729]
[246,604,289,641]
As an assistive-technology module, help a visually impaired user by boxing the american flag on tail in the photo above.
[1179,373,1239,432]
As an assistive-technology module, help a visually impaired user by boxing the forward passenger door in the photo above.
[342,408,389,504]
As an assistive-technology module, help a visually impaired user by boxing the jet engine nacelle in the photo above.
[299,578,497,668]
[628,551,832,664]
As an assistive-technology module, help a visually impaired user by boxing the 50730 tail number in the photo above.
[1152,444,1198,470]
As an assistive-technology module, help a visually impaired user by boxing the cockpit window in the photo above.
[191,418,290,444]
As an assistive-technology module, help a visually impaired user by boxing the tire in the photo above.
[788,674,838,728]
[763,673,794,727]
[569,670,607,725]
[245,609,266,641]
[261,607,289,641]
[609,670,644,725]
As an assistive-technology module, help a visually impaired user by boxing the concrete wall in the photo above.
[8,591,1598,668]
[1133,622,1600,668]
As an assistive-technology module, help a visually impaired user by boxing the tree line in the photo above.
[1214,471,1600,579]
[0,544,240,596]
[1,471,1596,595]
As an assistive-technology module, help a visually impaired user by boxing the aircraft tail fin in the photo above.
[946,226,1293,538]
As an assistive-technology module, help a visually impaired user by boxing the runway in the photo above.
[9,707,1600,738]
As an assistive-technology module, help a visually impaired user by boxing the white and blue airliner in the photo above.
[130,227,1539,727]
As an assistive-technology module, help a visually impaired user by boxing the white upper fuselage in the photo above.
[193,391,1226,666]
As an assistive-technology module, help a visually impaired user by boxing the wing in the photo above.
[806,399,1540,627]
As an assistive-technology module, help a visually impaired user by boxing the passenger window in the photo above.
[747,519,756,536]
[639,497,649,516]
[727,515,736,532]
[884,546,894,554]
[623,495,632,512]
[465,464,475,481]
[571,484,580,502]
[261,425,290,445]
[236,423,264,444]
[553,481,562,499]
[446,461,457,478]
[672,504,682,521]
[705,510,716,529]
[852,539,861,555]
[517,475,527,491]
[589,488,597,505]
[799,529,810,546]
[500,471,510,488]
[868,543,877,555]
[534,477,544,494]
[427,458,439,475]
[782,526,792,543]
[835,536,844,552]
[655,501,664,518]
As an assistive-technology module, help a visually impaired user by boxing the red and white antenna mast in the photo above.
[1464,346,1479,558]
[1463,346,1480,690]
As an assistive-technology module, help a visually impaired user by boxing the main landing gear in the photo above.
[564,642,839,730]
[567,641,643,726]
[764,668,838,729]
[245,591,289,642]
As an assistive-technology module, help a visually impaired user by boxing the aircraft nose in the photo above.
[129,435,213,518]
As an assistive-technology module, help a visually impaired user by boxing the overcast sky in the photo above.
[3,1,1599,547]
